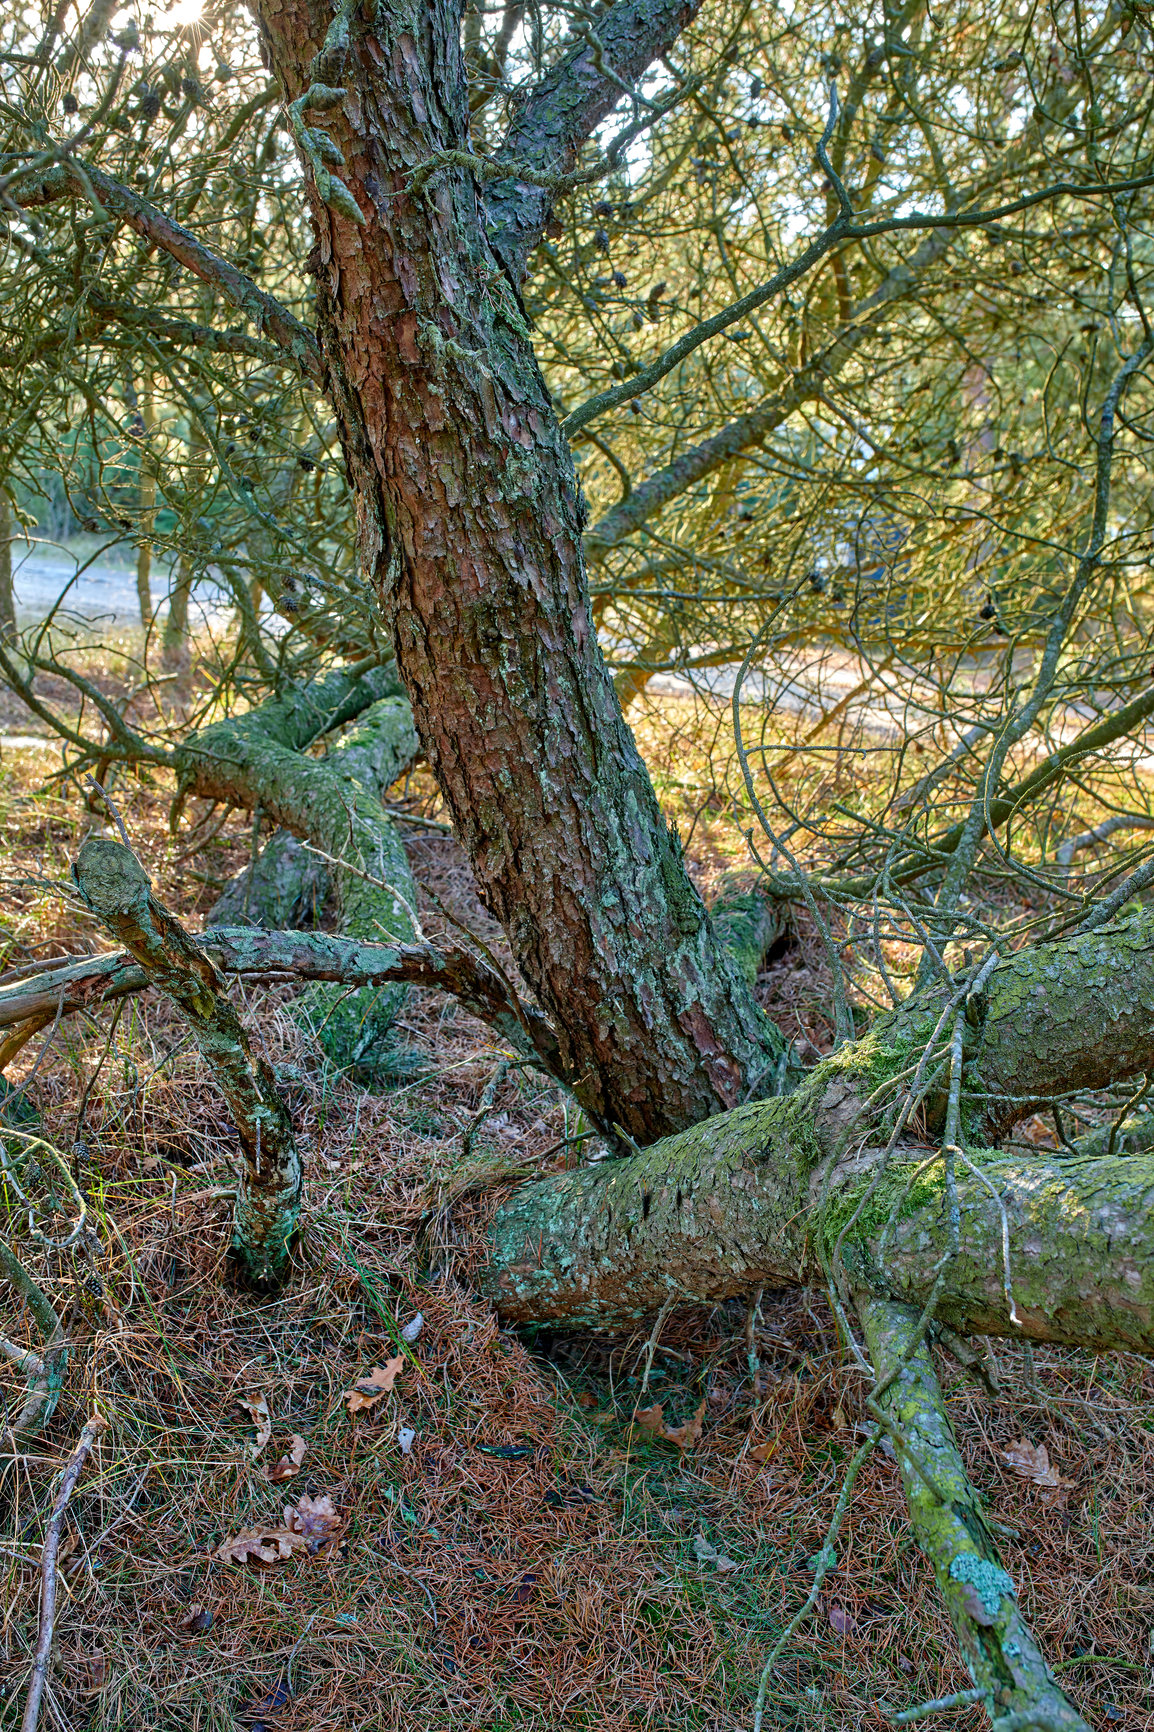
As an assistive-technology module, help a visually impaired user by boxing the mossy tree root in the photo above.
[858,1297,1089,1732]
[72,838,301,1287]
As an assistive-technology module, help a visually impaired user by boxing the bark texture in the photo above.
[208,829,331,931]
[480,908,1154,1347]
[178,669,419,1078]
[72,838,300,1285]
[250,0,786,1143]
[483,0,703,286]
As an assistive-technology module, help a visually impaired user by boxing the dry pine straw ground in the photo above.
[0,752,1152,1732]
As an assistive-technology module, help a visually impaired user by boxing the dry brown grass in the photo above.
[1,714,1153,1732]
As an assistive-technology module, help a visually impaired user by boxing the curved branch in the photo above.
[13,159,323,385]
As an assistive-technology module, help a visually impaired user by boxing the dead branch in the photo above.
[0,1238,67,1448]
[20,1411,108,1732]
[71,838,301,1286]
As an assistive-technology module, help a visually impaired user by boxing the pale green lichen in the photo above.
[949,1554,1015,1616]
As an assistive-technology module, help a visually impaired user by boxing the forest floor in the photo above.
[1,693,1152,1732]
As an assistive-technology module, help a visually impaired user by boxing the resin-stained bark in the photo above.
[72,839,300,1286]
[249,0,785,1142]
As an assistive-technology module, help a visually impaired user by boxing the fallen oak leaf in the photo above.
[215,1524,308,1565]
[1003,1438,1074,1503]
[266,1434,307,1483]
[237,1392,272,1454]
[631,1398,707,1451]
[284,1492,342,1554]
[342,1357,404,1415]
[631,1402,666,1435]
[663,1399,706,1451]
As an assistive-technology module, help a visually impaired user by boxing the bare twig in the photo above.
[21,1410,108,1732]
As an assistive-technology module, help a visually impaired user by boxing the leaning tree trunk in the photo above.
[251,0,784,1146]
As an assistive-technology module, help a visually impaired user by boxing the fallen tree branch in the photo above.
[480,907,1154,1347]
[0,927,565,1078]
[858,1296,1089,1732]
[20,1410,107,1732]
[0,1238,67,1447]
[72,840,301,1287]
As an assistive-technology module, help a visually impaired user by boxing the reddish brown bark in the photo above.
[251,0,783,1141]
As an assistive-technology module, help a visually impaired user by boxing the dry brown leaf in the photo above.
[216,1494,341,1565]
[664,1399,706,1451]
[215,1524,309,1565]
[266,1434,307,1483]
[284,1492,342,1554]
[749,1438,776,1463]
[828,1603,858,1636]
[237,1392,272,1454]
[631,1398,706,1451]
[1003,1438,1073,1502]
[342,1358,404,1415]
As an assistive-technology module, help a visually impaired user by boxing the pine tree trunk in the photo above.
[252,0,783,1145]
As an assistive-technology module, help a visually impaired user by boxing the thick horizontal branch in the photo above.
[0,926,563,1077]
[480,908,1154,1346]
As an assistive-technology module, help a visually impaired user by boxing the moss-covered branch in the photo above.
[0,1236,67,1444]
[72,839,300,1287]
[0,928,565,1082]
[481,908,1154,1348]
[858,1297,1089,1732]
[176,671,421,1081]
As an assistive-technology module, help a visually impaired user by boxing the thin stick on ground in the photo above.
[0,1237,67,1445]
[21,1410,108,1732]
